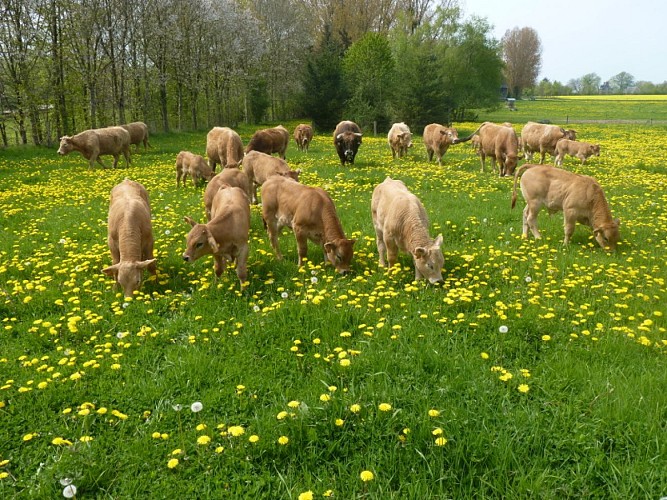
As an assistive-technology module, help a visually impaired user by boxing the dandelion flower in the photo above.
[0,472,9,480]
[435,437,448,446]
[360,470,374,482]
[151,432,161,439]
[378,403,392,412]
[428,409,440,417]
[197,435,211,445]
[276,411,288,420]
[542,335,551,341]
[320,394,331,403]
[278,436,289,445]
[249,435,260,443]
[518,384,530,393]
[190,402,203,413]
[432,428,443,436]
[228,426,245,437]
[481,352,490,360]
[298,491,314,500]
[79,436,93,443]
[287,400,300,409]
[23,433,36,441]
[349,404,361,413]
[167,458,179,469]
[335,418,344,427]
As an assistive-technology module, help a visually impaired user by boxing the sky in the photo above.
[460,0,667,84]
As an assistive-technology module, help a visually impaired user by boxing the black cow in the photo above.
[333,121,362,166]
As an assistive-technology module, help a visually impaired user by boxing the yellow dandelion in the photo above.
[435,437,448,446]
[378,403,392,412]
[298,491,314,500]
[167,458,179,469]
[349,404,361,413]
[196,435,211,445]
[278,436,289,445]
[518,384,530,393]
[428,409,441,417]
[249,435,260,443]
[360,470,374,482]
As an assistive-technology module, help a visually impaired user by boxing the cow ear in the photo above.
[324,242,335,252]
[205,227,219,253]
[350,238,356,246]
[184,216,197,227]
[614,218,620,227]
[413,247,427,258]
[136,259,156,270]
[102,264,120,276]
[433,234,443,248]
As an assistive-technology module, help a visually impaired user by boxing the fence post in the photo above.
[373,121,377,136]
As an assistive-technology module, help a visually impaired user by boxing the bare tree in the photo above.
[501,26,541,99]
[609,71,635,94]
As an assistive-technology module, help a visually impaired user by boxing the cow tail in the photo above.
[511,164,532,209]
[455,123,484,144]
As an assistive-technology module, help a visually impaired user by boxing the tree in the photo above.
[580,73,601,95]
[342,32,395,130]
[299,26,347,131]
[609,71,635,94]
[501,26,541,99]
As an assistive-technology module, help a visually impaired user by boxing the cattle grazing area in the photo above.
[1,111,667,497]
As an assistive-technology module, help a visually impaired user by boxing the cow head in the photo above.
[324,238,356,274]
[441,128,459,145]
[281,169,301,182]
[591,144,601,156]
[412,234,444,284]
[57,136,74,155]
[502,153,520,176]
[183,216,217,262]
[336,132,362,164]
[563,129,577,140]
[594,219,620,251]
[102,259,156,297]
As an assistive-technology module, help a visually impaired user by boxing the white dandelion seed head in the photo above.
[499,325,509,334]
[62,484,77,498]
[172,404,183,412]
[59,238,67,244]
[122,302,130,309]
[310,277,318,284]
[253,305,260,312]
[311,270,317,276]
[525,276,532,283]
[59,478,73,486]
[281,292,288,299]
[190,401,203,413]
[482,218,488,223]
[164,229,171,235]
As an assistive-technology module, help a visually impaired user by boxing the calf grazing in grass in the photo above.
[183,185,250,286]
[521,121,577,164]
[120,121,151,150]
[58,126,131,169]
[102,179,156,296]
[243,150,300,204]
[204,168,251,221]
[371,177,444,284]
[261,175,355,274]
[554,139,600,166]
[206,127,244,172]
[176,151,214,187]
[511,164,620,250]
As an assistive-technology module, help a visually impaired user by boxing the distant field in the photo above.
[475,95,667,124]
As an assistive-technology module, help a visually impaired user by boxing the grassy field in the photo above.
[1,108,667,498]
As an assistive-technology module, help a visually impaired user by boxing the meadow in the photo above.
[1,100,667,498]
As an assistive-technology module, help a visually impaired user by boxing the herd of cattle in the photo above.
[56,119,619,297]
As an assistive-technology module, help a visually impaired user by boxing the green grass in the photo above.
[1,110,667,498]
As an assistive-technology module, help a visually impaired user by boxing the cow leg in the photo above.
[479,153,486,173]
[385,238,399,268]
[235,244,249,286]
[563,211,576,245]
[123,149,131,167]
[539,150,546,164]
[252,183,258,205]
[554,153,563,166]
[94,154,109,169]
[427,148,433,162]
[112,154,119,169]
[525,203,542,239]
[213,254,227,277]
[294,228,308,266]
[374,227,387,267]
[265,218,283,260]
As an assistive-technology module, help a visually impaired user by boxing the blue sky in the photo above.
[461,0,667,84]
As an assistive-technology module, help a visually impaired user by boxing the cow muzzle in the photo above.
[182,254,191,262]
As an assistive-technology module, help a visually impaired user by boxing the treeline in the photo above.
[0,0,506,147]
[528,72,667,98]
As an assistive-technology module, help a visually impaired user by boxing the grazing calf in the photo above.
[243,150,300,204]
[120,121,151,150]
[261,175,355,273]
[245,125,290,159]
[456,122,521,176]
[206,127,244,172]
[554,139,600,166]
[176,151,214,187]
[183,185,250,286]
[387,122,413,159]
[58,126,131,169]
[204,168,251,221]
[521,122,577,164]
[371,177,444,283]
[511,164,620,250]
[294,124,314,152]
[102,179,156,296]
[423,123,459,166]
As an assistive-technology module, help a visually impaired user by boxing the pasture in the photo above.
[1,102,667,498]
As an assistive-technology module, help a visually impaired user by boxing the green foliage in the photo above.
[342,32,395,131]
[299,28,347,132]
[247,78,270,124]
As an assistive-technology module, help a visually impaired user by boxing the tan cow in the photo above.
[58,126,131,169]
[102,179,156,296]
[423,123,459,166]
[554,139,600,166]
[206,127,244,172]
[511,164,620,250]
[387,122,413,159]
[261,175,355,273]
[243,150,300,204]
[294,124,314,152]
[245,125,290,159]
[204,168,251,221]
[183,185,250,286]
[176,151,214,187]
[521,121,577,164]
[371,177,444,284]
[456,122,521,176]
[120,121,151,150]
